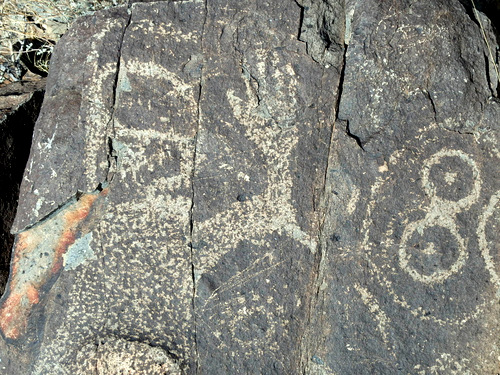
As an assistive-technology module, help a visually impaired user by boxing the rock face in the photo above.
[0,0,498,374]
[0,87,44,295]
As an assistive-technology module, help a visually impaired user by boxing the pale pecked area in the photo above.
[0,0,498,374]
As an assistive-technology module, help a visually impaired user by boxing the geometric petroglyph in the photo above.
[400,150,481,284]
[111,56,199,189]
[361,130,499,327]
[109,60,198,256]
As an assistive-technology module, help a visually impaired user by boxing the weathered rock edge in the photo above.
[0,0,499,374]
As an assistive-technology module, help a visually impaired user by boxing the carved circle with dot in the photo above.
[361,135,499,326]
[399,149,481,284]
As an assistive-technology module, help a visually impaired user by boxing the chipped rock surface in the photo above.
[0,0,498,374]
[0,89,44,296]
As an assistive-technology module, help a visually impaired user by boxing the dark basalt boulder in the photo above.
[0,0,498,374]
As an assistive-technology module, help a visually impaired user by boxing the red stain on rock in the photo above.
[0,293,21,339]
[0,189,108,339]
[51,193,99,274]
[66,193,99,224]
[51,231,76,275]
[27,285,40,304]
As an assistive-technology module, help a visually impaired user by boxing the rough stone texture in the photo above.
[10,5,130,233]
[0,89,44,295]
[0,75,46,123]
[301,1,500,374]
[0,0,498,374]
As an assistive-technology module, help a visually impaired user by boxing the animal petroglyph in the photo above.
[196,49,317,276]
[190,43,324,364]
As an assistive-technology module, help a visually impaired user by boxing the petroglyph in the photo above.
[360,126,499,329]
[190,29,331,367]
[3,0,498,373]
[112,126,194,191]
[29,4,207,366]
[353,283,391,346]
[10,10,130,234]
[123,61,198,108]
[82,18,130,185]
[75,336,183,375]
[196,49,317,276]
[399,149,481,284]
[82,60,119,180]
[2,2,329,368]
[478,191,500,293]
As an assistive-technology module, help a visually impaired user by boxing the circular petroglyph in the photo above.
[421,149,480,208]
[399,149,480,284]
[362,133,498,326]
[400,221,467,284]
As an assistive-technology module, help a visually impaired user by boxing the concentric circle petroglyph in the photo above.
[361,129,499,326]
[399,220,468,284]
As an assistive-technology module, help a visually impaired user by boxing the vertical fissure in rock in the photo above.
[97,5,133,337]
[297,2,305,40]
[299,2,352,370]
[106,5,133,184]
[336,45,364,150]
[345,119,364,150]
[497,70,500,98]
[468,0,500,95]
[425,89,438,121]
[483,51,499,97]
[189,1,208,372]
[466,0,500,39]
[188,138,198,373]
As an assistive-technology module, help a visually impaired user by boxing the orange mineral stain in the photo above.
[0,293,21,336]
[0,282,41,339]
[0,189,108,339]
[51,231,76,274]
[26,284,40,304]
[51,193,99,274]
